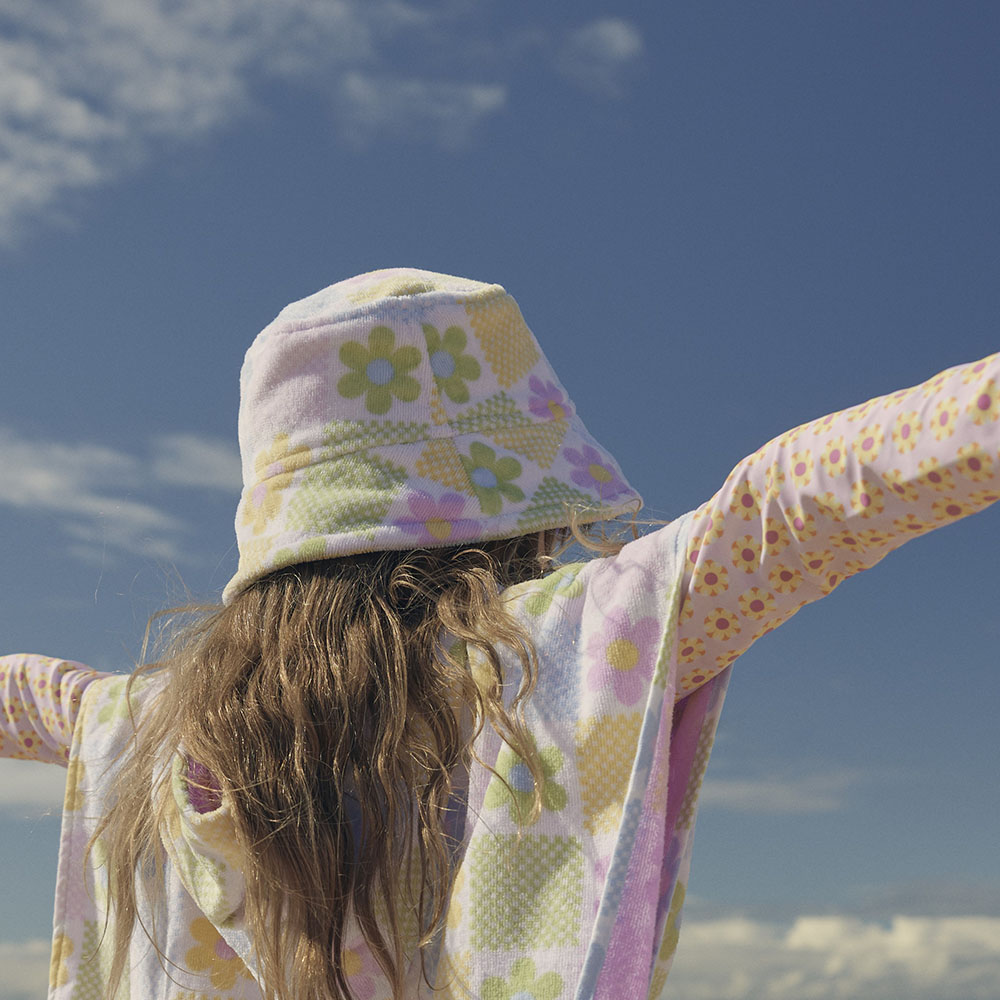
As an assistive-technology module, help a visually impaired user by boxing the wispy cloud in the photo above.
[670,914,1000,999]
[700,767,864,813]
[1,0,262,241]
[0,0,483,241]
[0,427,240,564]
[0,760,66,816]
[150,433,243,492]
[336,73,507,150]
[0,2,644,242]
[0,427,181,559]
[554,18,645,99]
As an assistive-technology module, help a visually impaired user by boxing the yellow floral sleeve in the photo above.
[0,654,104,764]
[676,352,1000,696]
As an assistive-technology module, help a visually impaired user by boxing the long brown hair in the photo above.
[94,533,562,1000]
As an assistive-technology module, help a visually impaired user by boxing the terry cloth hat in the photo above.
[222,268,642,603]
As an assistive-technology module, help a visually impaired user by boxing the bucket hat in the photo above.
[223,268,641,602]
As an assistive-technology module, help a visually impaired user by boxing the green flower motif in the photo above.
[97,677,137,727]
[484,736,567,825]
[523,563,585,617]
[422,323,481,403]
[460,441,524,515]
[443,637,468,668]
[273,538,330,568]
[338,325,421,415]
[482,957,563,1000]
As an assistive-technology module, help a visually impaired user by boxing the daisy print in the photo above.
[784,504,818,542]
[819,435,848,477]
[761,517,791,556]
[967,377,999,424]
[932,396,960,439]
[955,443,994,483]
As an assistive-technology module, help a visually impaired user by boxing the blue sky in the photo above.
[1,1,999,997]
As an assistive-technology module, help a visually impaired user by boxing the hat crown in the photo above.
[224,268,640,603]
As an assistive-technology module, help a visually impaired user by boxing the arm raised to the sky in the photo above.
[674,351,999,697]
[0,655,103,764]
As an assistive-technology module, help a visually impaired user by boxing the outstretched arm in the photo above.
[675,351,999,697]
[0,655,104,764]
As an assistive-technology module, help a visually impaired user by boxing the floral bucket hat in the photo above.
[223,268,642,603]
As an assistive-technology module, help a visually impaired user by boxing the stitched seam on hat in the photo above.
[320,419,431,454]
[269,284,506,335]
[244,418,575,480]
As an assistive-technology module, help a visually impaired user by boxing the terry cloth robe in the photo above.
[4,348,995,998]
[49,512,714,1000]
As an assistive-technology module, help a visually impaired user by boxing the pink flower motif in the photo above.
[528,375,572,421]
[400,491,481,545]
[563,444,628,499]
[586,608,661,706]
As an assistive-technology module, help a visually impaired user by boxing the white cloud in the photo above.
[0,939,50,1000]
[700,768,863,813]
[0,2,642,242]
[669,914,1000,999]
[0,427,179,542]
[555,18,644,98]
[336,73,507,149]
[0,760,66,816]
[0,0,512,242]
[0,427,240,563]
[151,433,242,492]
[0,427,183,561]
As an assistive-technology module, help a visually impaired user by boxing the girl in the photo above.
[3,268,998,1000]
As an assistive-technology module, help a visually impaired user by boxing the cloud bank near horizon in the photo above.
[4,914,1000,1000]
[667,914,1000,1000]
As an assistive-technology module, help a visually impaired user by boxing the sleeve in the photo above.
[0,654,106,765]
[675,351,1000,697]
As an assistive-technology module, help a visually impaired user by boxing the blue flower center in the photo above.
[509,762,535,794]
[430,349,456,379]
[471,466,498,489]
[366,358,395,386]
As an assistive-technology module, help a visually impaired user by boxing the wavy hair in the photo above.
[93,532,577,1000]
